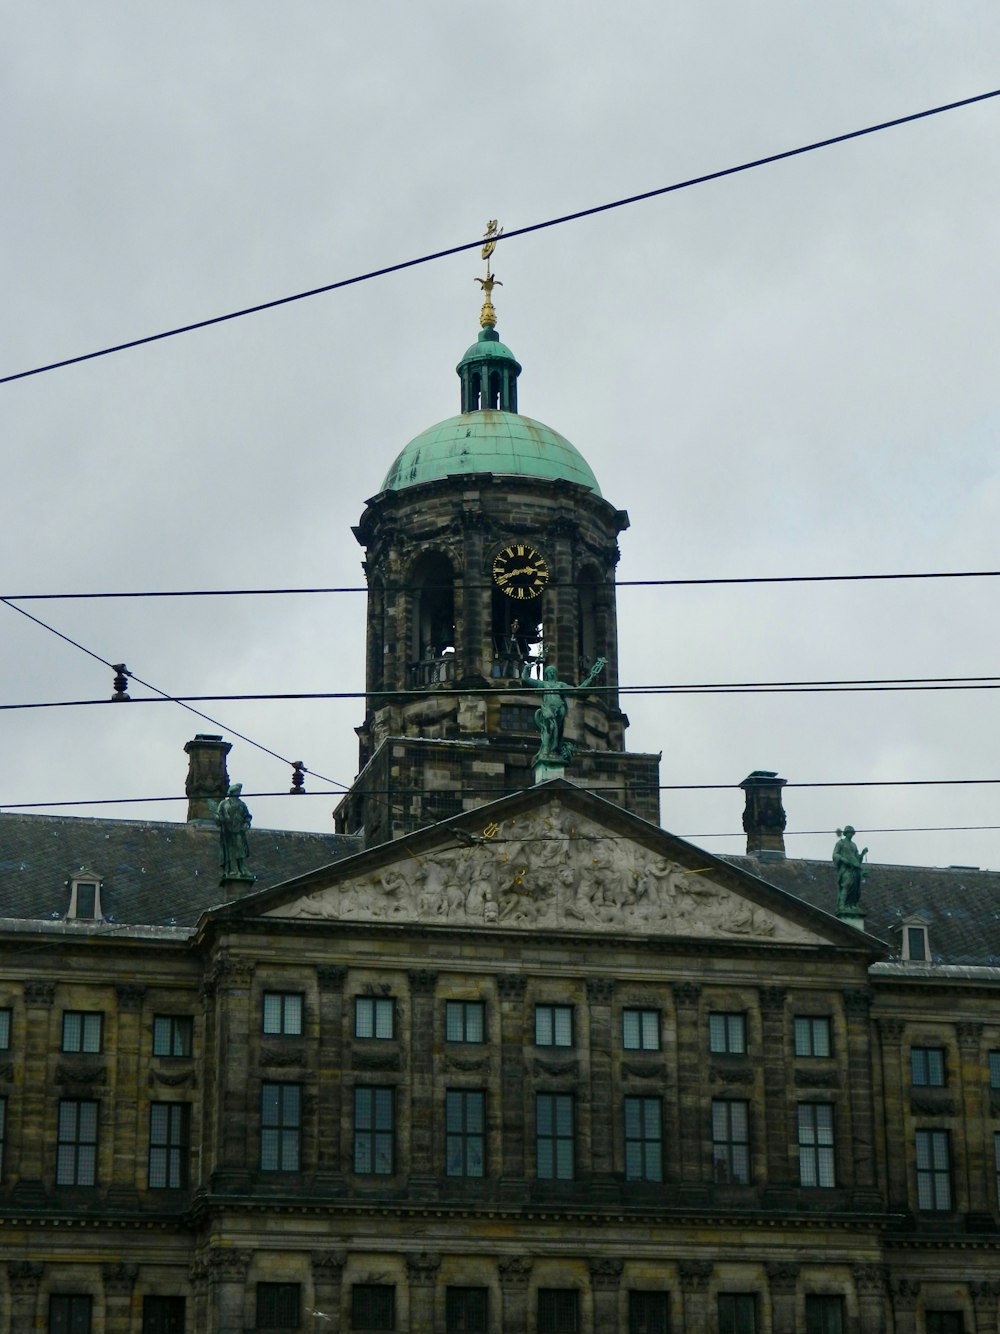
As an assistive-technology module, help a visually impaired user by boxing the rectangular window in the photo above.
[926,1315,965,1334]
[152,1015,193,1058]
[805,1296,844,1334]
[797,1103,835,1188]
[352,1285,395,1331]
[445,1000,485,1043]
[260,1083,301,1172]
[712,1099,750,1185]
[56,1099,98,1186]
[61,1011,102,1054]
[355,996,394,1040]
[623,1008,660,1051]
[629,1291,670,1334]
[911,1047,946,1087]
[0,1008,10,1049]
[624,1095,663,1182]
[0,1097,5,1179]
[905,925,928,960]
[990,1051,1000,1089]
[148,1102,189,1189]
[995,1132,1000,1207]
[794,1016,831,1057]
[49,1295,92,1334]
[709,1012,746,1054]
[718,1294,757,1334]
[262,992,303,1036]
[354,1086,394,1175]
[256,1282,300,1329]
[446,1089,485,1177]
[536,1093,574,1180]
[446,1287,488,1333]
[142,1296,186,1334]
[916,1129,952,1210]
[535,1004,573,1047]
[538,1289,578,1334]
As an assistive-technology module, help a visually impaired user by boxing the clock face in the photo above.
[491,543,550,599]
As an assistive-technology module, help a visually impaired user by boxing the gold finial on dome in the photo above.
[475,218,503,328]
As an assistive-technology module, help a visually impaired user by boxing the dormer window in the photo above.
[901,916,930,962]
[68,873,103,921]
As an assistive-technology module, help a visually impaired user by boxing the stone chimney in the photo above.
[184,734,232,822]
[740,770,787,858]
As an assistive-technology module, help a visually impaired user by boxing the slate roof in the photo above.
[0,812,360,928]
[4,800,1000,965]
[725,854,1000,967]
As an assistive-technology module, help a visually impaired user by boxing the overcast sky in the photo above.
[3,4,1000,876]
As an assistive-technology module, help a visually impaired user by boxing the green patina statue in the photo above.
[832,825,867,912]
[522,657,607,765]
[217,782,254,882]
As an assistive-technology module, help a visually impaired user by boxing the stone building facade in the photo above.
[3,313,1000,1333]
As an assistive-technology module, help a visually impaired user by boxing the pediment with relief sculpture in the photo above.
[263,796,833,945]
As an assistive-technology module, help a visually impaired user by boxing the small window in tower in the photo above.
[491,594,542,680]
[469,370,481,412]
[487,370,500,409]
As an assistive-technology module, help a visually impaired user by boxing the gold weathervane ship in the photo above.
[475,218,503,328]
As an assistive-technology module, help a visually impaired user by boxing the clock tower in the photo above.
[334,242,661,844]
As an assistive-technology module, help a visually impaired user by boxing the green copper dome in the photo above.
[380,411,602,494]
[379,325,601,495]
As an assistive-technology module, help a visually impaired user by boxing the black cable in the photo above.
[0,597,350,792]
[3,88,998,387]
[5,775,1000,812]
[7,672,1000,713]
[8,567,1000,599]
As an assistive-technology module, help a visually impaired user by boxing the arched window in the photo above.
[409,552,456,685]
[491,587,542,679]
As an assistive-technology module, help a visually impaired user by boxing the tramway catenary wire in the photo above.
[2,87,998,386]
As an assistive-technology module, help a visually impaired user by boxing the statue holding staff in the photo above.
[521,657,607,765]
[832,825,867,911]
[217,782,254,882]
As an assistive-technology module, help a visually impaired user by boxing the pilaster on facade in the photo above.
[408,969,438,1188]
[765,1261,801,1334]
[889,1276,920,1334]
[759,987,791,1191]
[8,1262,43,1334]
[851,1263,888,1334]
[589,1258,624,1334]
[677,1259,713,1330]
[498,1256,533,1334]
[405,1252,441,1334]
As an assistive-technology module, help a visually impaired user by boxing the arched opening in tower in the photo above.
[409,552,456,686]
[491,587,543,679]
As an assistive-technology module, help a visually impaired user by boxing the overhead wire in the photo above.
[2,88,998,387]
[0,597,350,792]
[6,566,1000,600]
[8,672,1000,714]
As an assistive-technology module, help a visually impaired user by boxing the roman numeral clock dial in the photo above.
[491,544,550,599]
